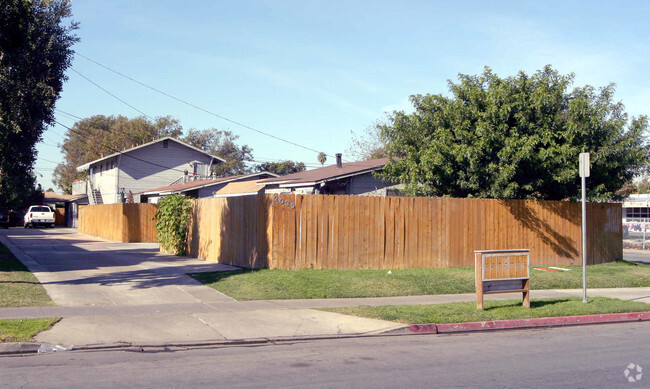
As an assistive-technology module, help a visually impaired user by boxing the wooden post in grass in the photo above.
[475,249,530,310]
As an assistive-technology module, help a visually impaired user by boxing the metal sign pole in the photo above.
[579,153,590,304]
[581,173,587,303]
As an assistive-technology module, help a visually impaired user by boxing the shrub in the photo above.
[155,195,193,255]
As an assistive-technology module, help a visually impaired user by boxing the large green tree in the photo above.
[347,126,387,161]
[182,128,253,177]
[255,160,306,176]
[0,0,77,208]
[379,66,649,201]
[53,115,183,193]
[635,177,650,194]
[54,120,255,193]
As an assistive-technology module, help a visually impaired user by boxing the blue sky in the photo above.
[36,0,650,190]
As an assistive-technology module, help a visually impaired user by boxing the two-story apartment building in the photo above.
[73,137,225,204]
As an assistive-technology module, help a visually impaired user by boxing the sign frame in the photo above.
[475,249,530,310]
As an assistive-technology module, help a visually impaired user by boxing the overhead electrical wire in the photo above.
[55,120,195,175]
[36,156,61,165]
[75,53,331,157]
[70,68,153,120]
[55,109,84,120]
[51,117,367,177]
[50,116,320,169]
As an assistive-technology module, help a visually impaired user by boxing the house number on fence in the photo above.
[273,194,296,209]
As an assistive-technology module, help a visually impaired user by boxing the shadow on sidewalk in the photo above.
[1,227,241,290]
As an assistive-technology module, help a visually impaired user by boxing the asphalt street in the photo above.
[623,248,650,265]
[1,322,648,388]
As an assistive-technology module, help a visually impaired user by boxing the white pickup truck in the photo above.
[24,205,56,228]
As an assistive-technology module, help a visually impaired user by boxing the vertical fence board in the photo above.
[78,194,621,270]
[79,203,157,242]
[268,195,621,269]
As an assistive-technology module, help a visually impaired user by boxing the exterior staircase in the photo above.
[88,178,103,205]
[91,189,103,205]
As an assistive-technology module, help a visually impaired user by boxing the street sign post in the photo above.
[579,152,590,303]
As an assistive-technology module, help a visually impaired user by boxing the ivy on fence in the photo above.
[155,194,193,255]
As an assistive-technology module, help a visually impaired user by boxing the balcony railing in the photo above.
[168,174,212,186]
[72,180,87,196]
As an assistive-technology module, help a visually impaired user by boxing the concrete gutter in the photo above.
[3,311,649,355]
[391,311,650,334]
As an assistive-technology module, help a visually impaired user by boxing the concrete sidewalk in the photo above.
[1,228,649,349]
[0,288,648,346]
[0,228,404,346]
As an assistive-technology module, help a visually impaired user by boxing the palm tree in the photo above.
[317,152,327,167]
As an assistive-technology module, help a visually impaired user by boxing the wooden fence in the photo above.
[77,194,622,269]
[79,203,157,242]
[268,194,621,269]
[187,196,272,268]
[54,208,65,226]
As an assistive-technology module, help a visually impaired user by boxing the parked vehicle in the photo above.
[0,209,9,229]
[24,205,55,228]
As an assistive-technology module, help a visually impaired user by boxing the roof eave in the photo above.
[75,137,226,171]
[277,166,384,188]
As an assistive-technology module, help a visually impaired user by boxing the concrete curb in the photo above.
[0,334,382,355]
[401,311,650,334]
[0,342,42,355]
[3,312,649,355]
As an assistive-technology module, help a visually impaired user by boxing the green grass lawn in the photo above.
[0,318,59,342]
[188,260,649,300]
[324,297,650,324]
[0,243,58,343]
[0,244,54,307]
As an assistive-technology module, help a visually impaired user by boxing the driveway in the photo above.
[1,227,238,306]
[0,228,403,346]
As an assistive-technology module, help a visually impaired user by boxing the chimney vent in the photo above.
[336,153,342,168]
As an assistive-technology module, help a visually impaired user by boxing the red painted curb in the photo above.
[408,323,438,333]
[414,312,650,334]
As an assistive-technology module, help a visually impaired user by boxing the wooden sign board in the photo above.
[475,249,530,310]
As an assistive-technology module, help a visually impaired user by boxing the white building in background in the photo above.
[622,194,650,228]
[72,137,225,204]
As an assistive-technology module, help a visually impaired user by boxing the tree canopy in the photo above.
[347,126,387,161]
[0,0,78,208]
[635,177,650,194]
[182,128,253,177]
[53,116,256,193]
[317,152,327,167]
[255,160,306,176]
[378,66,650,201]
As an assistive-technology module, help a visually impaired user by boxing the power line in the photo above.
[55,109,83,120]
[53,112,365,174]
[51,110,324,168]
[51,118,362,171]
[39,140,60,149]
[70,67,153,120]
[76,52,330,157]
[35,156,60,165]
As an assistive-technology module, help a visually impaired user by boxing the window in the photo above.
[163,140,169,148]
[625,207,650,221]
